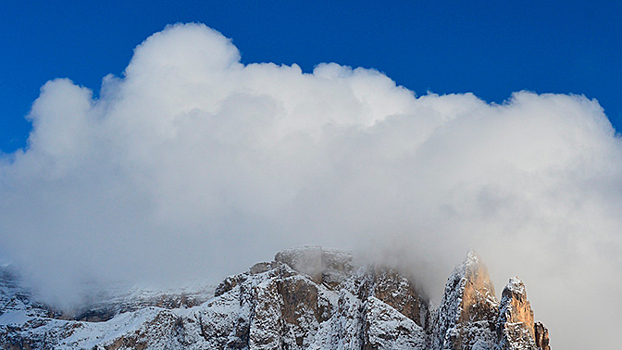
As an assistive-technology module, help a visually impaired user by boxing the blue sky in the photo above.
[1,0,620,153]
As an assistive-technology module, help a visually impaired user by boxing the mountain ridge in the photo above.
[0,246,550,350]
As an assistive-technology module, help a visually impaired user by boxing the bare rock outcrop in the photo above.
[431,254,551,350]
[497,277,549,350]
[275,246,353,288]
[534,321,551,350]
[363,267,430,329]
[433,250,499,350]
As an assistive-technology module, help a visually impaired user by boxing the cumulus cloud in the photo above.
[1,23,621,349]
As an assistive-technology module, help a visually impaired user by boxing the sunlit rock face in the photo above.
[0,247,550,350]
[432,252,550,350]
[433,251,499,350]
[497,277,550,350]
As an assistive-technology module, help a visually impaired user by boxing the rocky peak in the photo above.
[499,277,533,336]
[207,246,431,350]
[458,251,498,323]
[498,277,549,350]
[534,321,551,350]
[433,250,500,350]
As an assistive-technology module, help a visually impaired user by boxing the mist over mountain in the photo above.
[0,23,621,349]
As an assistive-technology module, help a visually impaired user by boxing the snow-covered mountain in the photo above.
[0,247,550,350]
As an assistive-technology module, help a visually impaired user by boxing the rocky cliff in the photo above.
[0,247,550,350]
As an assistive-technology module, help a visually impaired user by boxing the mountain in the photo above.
[0,247,550,350]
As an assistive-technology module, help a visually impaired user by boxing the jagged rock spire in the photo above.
[433,250,499,350]
[534,321,551,350]
[457,250,499,323]
[499,277,534,337]
[498,277,550,350]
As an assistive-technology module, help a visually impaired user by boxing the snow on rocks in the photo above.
[363,296,427,350]
[433,250,499,350]
[497,277,550,350]
[0,247,551,350]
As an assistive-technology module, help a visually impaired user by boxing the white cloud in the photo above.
[1,23,621,349]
